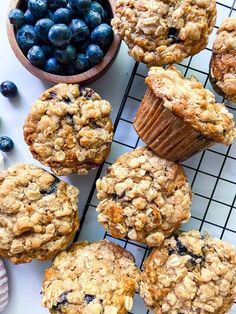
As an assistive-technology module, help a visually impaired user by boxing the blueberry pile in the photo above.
[9,0,114,75]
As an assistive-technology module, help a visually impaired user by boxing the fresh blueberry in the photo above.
[27,46,45,66]
[84,10,101,29]
[48,24,72,47]
[68,0,91,12]
[86,44,103,64]
[64,64,76,75]
[8,9,25,28]
[54,44,76,64]
[74,53,90,71]
[16,25,37,51]
[24,10,36,25]
[53,8,72,24]
[0,136,14,152]
[70,19,89,42]
[48,0,67,11]
[41,44,53,57]
[44,57,62,73]
[0,81,18,98]
[28,0,48,18]
[35,18,54,43]
[91,23,113,48]
[90,1,105,19]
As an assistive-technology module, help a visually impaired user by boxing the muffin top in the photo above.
[140,230,236,314]
[112,0,216,66]
[96,147,191,247]
[211,18,236,103]
[23,84,113,176]
[42,240,140,314]
[0,164,79,264]
[146,66,236,144]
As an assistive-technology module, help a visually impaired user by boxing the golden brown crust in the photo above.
[146,66,236,144]
[0,164,79,264]
[42,240,140,314]
[210,18,236,103]
[24,84,113,176]
[96,147,191,247]
[140,230,236,314]
[112,0,216,66]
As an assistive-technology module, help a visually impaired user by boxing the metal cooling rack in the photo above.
[75,1,236,313]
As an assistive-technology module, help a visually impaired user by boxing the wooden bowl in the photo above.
[7,0,121,85]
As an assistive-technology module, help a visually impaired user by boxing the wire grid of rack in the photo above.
[75,1,236,313]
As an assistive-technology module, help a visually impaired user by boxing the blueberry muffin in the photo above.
[96,147,191,247]
[140,230,236,314]
[24,84,114,176]
[42,240,140,314]
[111,0,216,66]
[0,163,79,264]
[134,66,236,162]
[210,18,236,104]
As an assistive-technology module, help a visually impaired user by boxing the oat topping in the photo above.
[210,18,236,103]
[42,240,140,314]
[0,164,79,264]
[96,147,191,247]
[146,66,236,144]
[140,230,236,314]
[112,0,216,66]
[23,84,114,176]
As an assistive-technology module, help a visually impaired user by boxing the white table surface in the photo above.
[1,1,236,313]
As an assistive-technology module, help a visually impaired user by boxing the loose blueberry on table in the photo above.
[0,137,14,153]
[9,0,114,75]
[0,81,18,98]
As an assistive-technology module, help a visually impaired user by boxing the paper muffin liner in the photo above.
[0,259,8,312]
[134,88,213,161]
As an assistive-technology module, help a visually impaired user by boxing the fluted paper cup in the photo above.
[134,88,213,161]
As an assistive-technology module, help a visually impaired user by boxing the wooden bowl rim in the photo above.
[7,0,121,85]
